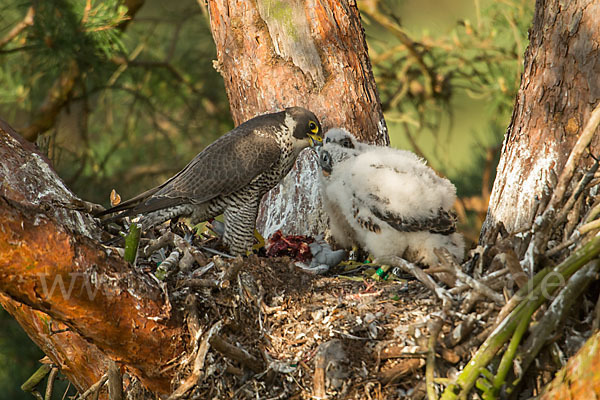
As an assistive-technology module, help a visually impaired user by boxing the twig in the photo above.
[553,160,600,229]
[155,250,180,281]
[75,374,108,400]
[142,231,174,257]
[172,233,209,268]
[491,308,529,397]
[578,218,600,235]
[186,278,228,289]
[0,7,34,49]
[201,246,235,258]
[168,320,223,400]
[584,200,600,224]
[378,256,453,306]
[331,329,371,341]
[313,340,348,400]
[452,325,493,360]
[435,248,504,305]
[191,261,215,278]
[209,335,265,373]
[107,360,123,400]
[426,312,446,400]
[546,233,580,257]
[448,268,509,295]
[44,367,59,400]
[223,256,244,283]
[361,4,435,98]
[185,294,202,345]
[179,248,195,272]
[494,243,527,289]
[444,315,477,348]
[21,364,52,399]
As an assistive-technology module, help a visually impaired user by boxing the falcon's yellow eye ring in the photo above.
[309,121,319,134]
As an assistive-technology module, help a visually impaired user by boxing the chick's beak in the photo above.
[307,133,323,147]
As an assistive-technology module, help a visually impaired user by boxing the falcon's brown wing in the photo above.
[130,125,282,215]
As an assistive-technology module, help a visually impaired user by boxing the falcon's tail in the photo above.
[94,186,161,219]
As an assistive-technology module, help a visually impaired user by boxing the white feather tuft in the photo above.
[318,128,465,265]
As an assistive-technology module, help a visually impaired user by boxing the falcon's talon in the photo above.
[252,229,265,251]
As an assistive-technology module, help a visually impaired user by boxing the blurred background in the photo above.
[0,0,532,398]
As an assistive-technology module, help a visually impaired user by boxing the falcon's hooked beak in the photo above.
[307,133,323,147]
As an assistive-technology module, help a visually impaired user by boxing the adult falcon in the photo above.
[97,107,323,255]
[319,128,464,266]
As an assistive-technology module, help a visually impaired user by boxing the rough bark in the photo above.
[482,0,600,237]
[539,330,600,399]
[206,0,388,240]
[0,120,184,395]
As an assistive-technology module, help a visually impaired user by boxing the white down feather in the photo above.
[320,129,465,265]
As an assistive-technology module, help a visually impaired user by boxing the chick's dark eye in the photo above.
[341,138,353,148]
[325,137,331,143]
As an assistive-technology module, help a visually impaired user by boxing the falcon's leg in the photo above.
[253,230,266,252]
[223,200,260,256]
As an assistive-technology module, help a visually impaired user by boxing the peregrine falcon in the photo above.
[319,128,464,266]
[97,107,323,255]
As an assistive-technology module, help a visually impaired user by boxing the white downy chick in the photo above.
[319,128,366,249]
[319,129,464,266]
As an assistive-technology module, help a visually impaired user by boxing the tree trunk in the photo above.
[481,0,600,238]
[206,0,388,240]
[0,120,184,395]
[539,330,600,400]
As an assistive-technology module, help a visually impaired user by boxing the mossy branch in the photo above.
[441,234,600,400]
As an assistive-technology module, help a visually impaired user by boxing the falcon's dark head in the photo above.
[285,107,323,149]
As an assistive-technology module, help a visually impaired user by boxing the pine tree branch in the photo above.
[0,6,34,49]
[20,1,146,142]
[0,123,183,395]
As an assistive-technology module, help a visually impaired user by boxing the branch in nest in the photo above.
[508,260,600,394]
[107,359,123,400]
[378,256,454,306]
[440,234,600,399]
[313,340,349,399]
[434,248,505,305]
[209,335,265,374]
[44,367,59,400]
[168,320,224,400]
[426,311,447,400]
[75,373,108,400]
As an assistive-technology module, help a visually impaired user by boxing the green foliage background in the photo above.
[0,0,533,398]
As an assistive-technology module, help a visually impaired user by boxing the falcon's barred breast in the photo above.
[97,107,323,255]
[319,128,464,266]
